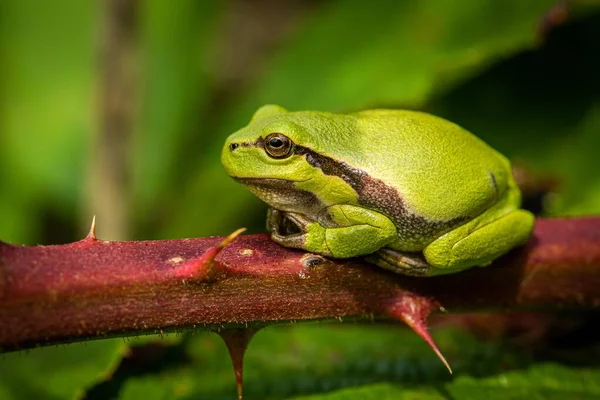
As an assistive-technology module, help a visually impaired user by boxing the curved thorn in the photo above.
[385,293,452,374]
[220,228,247,249]
[171,228,246,281]
[399,311,452,374]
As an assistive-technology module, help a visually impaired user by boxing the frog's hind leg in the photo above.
[365,248,431,277]
[423,208,534,275]
[368,190,535,277]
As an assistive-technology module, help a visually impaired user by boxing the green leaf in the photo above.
[290,383,443,400]
[0,340,126,400]
[243,0,555,111]
[430,11,600,216]
[120,376,183,400]
[445,363,600,400]
[291,364,600,400]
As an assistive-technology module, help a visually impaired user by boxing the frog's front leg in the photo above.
[268,205,397,258]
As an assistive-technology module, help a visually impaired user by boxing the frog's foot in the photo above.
[365,248,431,277]
[267,208,304,237]
[267,209,331,254]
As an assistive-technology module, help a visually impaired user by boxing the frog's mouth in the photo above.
[233,177,299,188]
[232,177,310,187]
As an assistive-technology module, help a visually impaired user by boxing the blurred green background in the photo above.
[1,0,599,399]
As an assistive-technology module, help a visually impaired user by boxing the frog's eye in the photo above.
[264,133,293,159]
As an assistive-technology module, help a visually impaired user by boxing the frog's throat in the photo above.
[234,177,323,216]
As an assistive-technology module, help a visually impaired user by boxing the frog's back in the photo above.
[347,110,511,222]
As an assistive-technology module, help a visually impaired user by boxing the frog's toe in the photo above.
[271,229,307,249]
[365,248,431,277]
[279,212,315,233]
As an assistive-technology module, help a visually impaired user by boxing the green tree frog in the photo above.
[221,105,534,276]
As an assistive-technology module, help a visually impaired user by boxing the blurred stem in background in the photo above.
[87,0,139,241]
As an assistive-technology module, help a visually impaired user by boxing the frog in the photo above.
[221,104,535,277]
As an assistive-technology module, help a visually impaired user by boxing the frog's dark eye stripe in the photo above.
[228,138,263,150]
[264,133,293,159]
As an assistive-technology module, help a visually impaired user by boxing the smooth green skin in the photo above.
[221,105,534,276]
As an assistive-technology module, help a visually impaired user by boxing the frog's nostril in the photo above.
[229,143,239,151]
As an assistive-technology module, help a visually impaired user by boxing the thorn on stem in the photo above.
[171,228,246,281]
[217,327,259,400]
[385,293,452,374]
[220,228,247,249]
[87,215,97,240]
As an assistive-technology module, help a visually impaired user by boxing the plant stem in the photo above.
[1,217,599,352]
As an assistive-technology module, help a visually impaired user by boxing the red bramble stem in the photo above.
[1,217,599,371]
